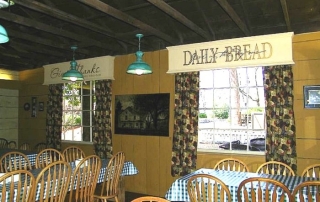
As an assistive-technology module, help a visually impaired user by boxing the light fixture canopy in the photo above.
[0,24,9,43]
[127,34,152,75]
[62,46,84,82]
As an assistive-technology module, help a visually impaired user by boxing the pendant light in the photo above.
[0,24,9,43]
[127,34,152,75]
[62,45,84,82]
[0,0,13,43]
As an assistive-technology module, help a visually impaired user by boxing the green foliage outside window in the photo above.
[214,104,229,119]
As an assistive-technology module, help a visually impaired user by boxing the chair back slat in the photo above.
[0,170,35,202]
[256,161,295,176]
[62,146,85,162]
[302,164,320,178]
[67,155,101,202]
[0,138,8,148]
[214,158,250,172]
[34,161,72,202]
[0,151,32,172]
[237,177,292,202]
[187,173,232,202]
[292,181,320,202]
[19,143,31,151]
[36,148,65,169]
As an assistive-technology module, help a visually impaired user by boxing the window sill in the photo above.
[61,140,93,145]
[197,148,265,156]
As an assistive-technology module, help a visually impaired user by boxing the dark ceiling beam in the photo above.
[76,0,177,45]
[195,0,216,40]
[279,0,292,31]
[6,28,90,56]
[146,0,212,40]
[215,0,251,36]
[13,0,137,47]
[9,40,67,58]
[0,10,119,52]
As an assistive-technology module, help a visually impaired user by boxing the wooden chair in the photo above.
[213,157,250,172]
[93,151,125,202]
[131,196,170,202]
[35,148,65,169]
[0,170,35,202]
[8,140,17,149]
[0,151,32,172]
[62,146,86,162]
[256,161,295,176]
[301,164,320,178]
[292,181,320,202]
[34,142,47,152]
[237,177,292,202]
[34,161,72,202]
[0,137,8,148]
[187,173,232,202]
[19,142,31,151]
[67,155,101,202]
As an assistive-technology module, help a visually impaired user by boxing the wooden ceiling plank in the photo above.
[0,10,119,52]
[279,0,292,31]
[76,0,177,45]
[196,0,216,40]
[13,0,138,47]
[215,0,251,36]
[7,28,90,55]
[147,0,212,40]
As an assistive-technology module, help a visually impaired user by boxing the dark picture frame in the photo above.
[304,85,320,108]
[114,93,170,136]
[31,97,37,117]
[39,102,44,111]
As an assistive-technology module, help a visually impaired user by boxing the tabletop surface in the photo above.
[165,168,318,202]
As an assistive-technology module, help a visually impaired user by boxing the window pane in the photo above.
[198,67,266,152]
[62,81,95,142]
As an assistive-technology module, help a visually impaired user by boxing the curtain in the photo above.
[46,84,63,150]
[263,65,297,173]
[171,72,199,177]
[93,80,113,159]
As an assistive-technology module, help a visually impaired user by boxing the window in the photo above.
[61,82,95,142]
[198,67,266,152]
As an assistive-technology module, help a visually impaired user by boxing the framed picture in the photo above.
[31,97,37,117]
[39,102,44,111]
[304,85,320,108]
[114,93,170,136]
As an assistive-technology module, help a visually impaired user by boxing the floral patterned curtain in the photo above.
[171,72,199,177]
[46,84,63,150]
[93,80,113,159]
[263,65,297,173]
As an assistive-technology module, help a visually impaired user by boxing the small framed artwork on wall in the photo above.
[39,102,44,111]
[31,97,37,117]
[304,85,320,108]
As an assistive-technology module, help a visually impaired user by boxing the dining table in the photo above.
[165,168,318,202]
[0,158,139,201]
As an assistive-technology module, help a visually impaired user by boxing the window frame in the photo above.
[61,81,95,143]
[197,67,266,154]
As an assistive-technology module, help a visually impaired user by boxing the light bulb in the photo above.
[70,77,77,81]
[135,69,143,75]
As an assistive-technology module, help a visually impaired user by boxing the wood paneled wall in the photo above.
[19,68,48,149]
[292,32,320,174]
[15,31,320,197]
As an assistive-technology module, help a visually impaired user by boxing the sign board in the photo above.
[167,32,294,73]
[43,55,115,85]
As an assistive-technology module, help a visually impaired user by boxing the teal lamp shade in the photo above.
[0,24,9,43]
[62,60,84,82]
[127,51,152,75]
